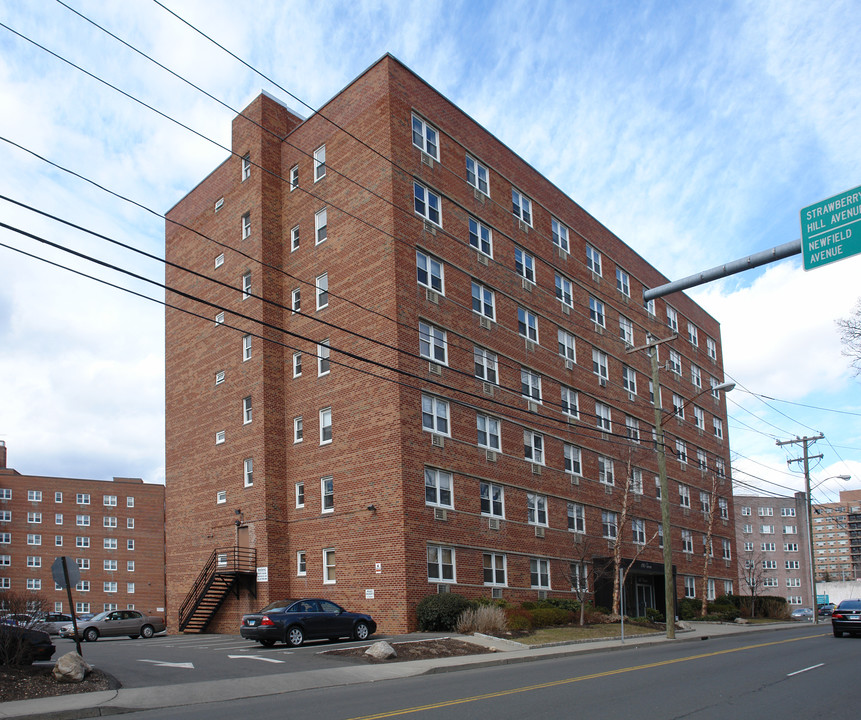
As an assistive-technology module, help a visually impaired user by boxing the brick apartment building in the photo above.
[165,54,736,634]
[0,441,165,617]
[734,493,812,607]
[812,489,861,582]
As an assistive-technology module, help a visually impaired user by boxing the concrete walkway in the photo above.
[0,622,801,720]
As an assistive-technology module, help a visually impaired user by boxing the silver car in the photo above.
[59,609,165,642]
[33,612,75,635]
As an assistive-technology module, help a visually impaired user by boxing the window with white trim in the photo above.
[524,431,544,465]
[666,306,678,331]
[416,250,444,293]
[551,218,569,252]
[421,395,449,436]
[480,481,504,518]
[622,366,637,394]
[598,456,614,486]
[595,402,612,432]
[29,490,43,502]
[76,515,89,526]
[586,244,601,275]
[292,352,302,378]
[515,248,535,283]
[589,297,605,327]
[466,155,489,195]
[104,537,117,549]
[691,364,702,388]
[696,449,707,470]
[315,208,327,244]
[412,115,439,159]
[706,336,717,360]
[511,189,532,225]
[602,510,617,539]
[318,340,331,376]
[693,406,705,430]
[419,321,448,365]
[295,482,304,508]
[215,430,226,445]
[722,539,732,560]
[555,274,573,307]
[103,495,117,507]
[518,308,538,342]
[616,268,630,297]
[427,545,454,582]
[473,346,498,383]
[687,322,698,347]
[319,407,333,444]
[527,493,547,526]
[632,518,646,545]
[243,396,252,424]
[592,349,608,382]
[476,414,501,451]
[313,145,326,181]
[323,549,336,584]
[719,497,729,519]
[243,458,253,487]
[242,271,251,300]
[483,553,506,586]
[713,417,724,439]
[27,512,41,523]
[520,368,542,403]
[241,212,251,240]
[414,182,441,225]
[242,334,252,361]
[668,349,682,375]
[468,217,492,256]
[291,225,299,252]
[564,444,582,476]
[289,165,298,191]
[315,273,328,309]
[241,153,251,180]
[471,282,495,320]
[625,416,640,443]
[679,484,691,508]
[530,558,550,588]
[103,516,117,528]
[567,502,585,533]
[424,468,452,508]
[682,529,693,554]
[321,476,334,512]
[672,393,685,419]
[558,329,576,363]
[76,537,89,548]
[684,576,696,599]
[296,550,306,576]
[26,556,41,567]
[561,386,578,418]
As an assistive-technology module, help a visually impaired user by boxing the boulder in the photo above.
[52,652,92,683]
[364,641,397,660]
[734,617,750,625]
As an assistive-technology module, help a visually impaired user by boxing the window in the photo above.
[243,396,252,424]
[686,322,699,348]
[466,155,488,195]
[699,492,710,514]
[784,543,799,552]
[758,507,773,517]
[616,268,630,297]
[672,394,685,419]
[743,542,754,552]
[476,414,501,451]
[215,253,224,268]
[480,482,504,517]
[693,406,705,430]
[315,208,328,244]
[762,560,777,570]
[555,274,573,307]
[0,533,9,544]
[558,329,576,363]
[105,537,117,549]
[317,340,330,376]
[632,518,646,545]
[786,560,800,570]
[530,558,550,588]
[414,182,441,225]
[586,244,601,275]
[682,529,693,554]
[289,164,298,190]
[713,418,724,439]
[0,510,10,521]
[291,225,299,252]
[691,365,702,389]
[216,491,226,504]
[412,114,439,159]
[625,416,640,443]
[592,349,608,382]
[564,444,582,476]
[27,556,41,567]
[76,537,89,548]
[291,287,301,313]
[622,366,637,395]
[567,503,585,533]
[295,482,304,508]
[424,468,452,508]
[319,407,333,444]
[589,297,605,327]
[679,484,691,508]
[104,582,117,593]
[103,516,117,528]
[242,271,251,300]
[421,395,449,436]
[215,431,226,445]
[719,498,729,520]
[551,218,569,252]
[473,347,498,383]
[321,476,334,512]
[706,337,717,360]
[215,311,225,325]
[292,352,302,378]
[602,511,618,539]
[323,549,336,583]
[520,368,542,403]
[518,308,538,343]
[103,495,117,507]
[781,507,797,517]
[104,559,117,571]
[471,282,495,320]
[515,248,535,283]
[619,316,634,346]
[0,489,10,501]
[684,577,696,599]
[666,306,678,331]
[761,525,775,535]
[524,430,544,465]
[561,386,579,418]
[242,335,252,361]
[668,350,682,375]
[243,458,253,487]
[27,578,42,591]
[27,512,41,523]
[527,493,548,526]
[0,555,9,565]
[313,145,326,181]
[483,553,506,586]
[427,545,454,582]
[570,562,589,592]
[416,250,444,293]
[296,551,306,576]
[241,153,251,180]
[76,515,90,527]
[511,189,532,225]
[595,402,612,432]
[29,491,42,502]
[645,298,656,317]
[241,212,251,240]
[741,506,751,516]
[710,377,722,399]
[315,273,328,309]
[55,514,62,525]
[468,217,492,256]
[598,456,615,486]
[742,524,752,534]
[127,539,134,550]
[696,449,707,470]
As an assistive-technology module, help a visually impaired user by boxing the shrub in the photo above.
[530,607,573,628]
[455,605,508,635]
[415,593,473,632]
[677,598,702,620]
[646,607,665,623]
[505,607,533,631]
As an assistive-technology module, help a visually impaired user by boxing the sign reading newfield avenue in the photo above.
[801,184,861,270]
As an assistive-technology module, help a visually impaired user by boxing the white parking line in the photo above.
[787,663,824,677]
[227,654,288,663]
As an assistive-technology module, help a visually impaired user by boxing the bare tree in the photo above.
[0,591,49,666]
[837,299,861,374]
[699,473,725,617]
[563,536,604,625]
[740,550,772,618]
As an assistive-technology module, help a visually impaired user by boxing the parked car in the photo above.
[59,610,165,642]
[831,599,861,637]
[0,625,56,664]
[240,598,376,647]
[818,603,836,617]
[790,607,814,620]
[0,613,33,627]
[33,613,75,635]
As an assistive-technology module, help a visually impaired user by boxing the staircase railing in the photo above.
[178,546,256,631]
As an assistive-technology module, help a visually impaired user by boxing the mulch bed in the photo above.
[322,637,492,663]
[0,665,119,703]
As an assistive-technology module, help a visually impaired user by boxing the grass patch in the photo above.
[517,623,662,645]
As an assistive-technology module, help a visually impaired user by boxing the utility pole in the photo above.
[776,434,824,623]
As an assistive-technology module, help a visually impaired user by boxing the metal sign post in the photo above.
[52,556,82,656]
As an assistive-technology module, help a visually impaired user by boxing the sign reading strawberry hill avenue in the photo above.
[802,184,861,271]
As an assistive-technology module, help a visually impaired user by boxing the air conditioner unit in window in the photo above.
[564,359,574,371]
[428,362,442,375]
[519,219,529,233]
[437,583,449,594]
[423,221,436,235]
[476,251,488,265]
[532,464,542,475]
[628,392,636,402]
[491,587,503,599]
[534,526,545,538]
[537,590,547,600]
[426,288,439,304]
[528,401,539,413]
[521,276,532,291]
[421,152,434,168]
[570,475,579,486]
[562,304,570,315]
[479,316,491,330]
[599,378,607,387]
[473,187,484,201]
[488,517,500,530]
[558,247,568,260]
[482,382,494,396]
[431,434,444,448]
[525,340,536,352]
[591,271,601,283]
[434,507,447,521]
[485,449,497,462]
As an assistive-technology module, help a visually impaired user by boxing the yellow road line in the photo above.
[348,633,824,720]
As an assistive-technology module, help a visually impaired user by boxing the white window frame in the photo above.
[241,212,251,240]
[292,352,302,378]
[520,368,542,403]
[555,274,573,307]
[707,337,717,360]
[589,296,605,327]
[243,396,252,424]
[530,558,550,589]
[241,153,251,181]
[466,155,489,195]
[687,322,699,347]
[666,306,678,331]
[561,386,579,418]
[619,315,634,346]
[321,476,334,513]
[421,395,449,436]
[242,334,252,361]
[632,518,646,545]
[295,482,305,508]
[483,553,507,586]
[480,481,504,518]
[473,346,498,384]
[412,114,439,159]
[323,548,336,584]
[319,407,333,445]
[471,281,496,320]
[468,217,492,256]
[518,308,539,343]
[511,188,532,226]
[291,225,299,252]
[551,218,569,252]
[527,493,548,526]
[414,182,441,226]
[586,244,602,275]
[243,458,253,487]
[315,273,329,310]
[297,551,306,576]
[515,247,535,283]
[595,402,612,432]
[313,145,326,181]
[616,268,630,297]
[424,468,453,509]
[564,444,582,476]
[602,510,618,540]
[289,164,298,191]
[622,365,637,394]
[416,250,444,293]
[242,271,251,300]
[317,339,331,376]
[524,430,544,465]
[592,349,608,382]
[476,414,501,452]
[315,208,327,244]
[558,328,576,363]
[567,502,585,533]
[427,545,455,583]
[419,321,448,365]
[598,456,615,486]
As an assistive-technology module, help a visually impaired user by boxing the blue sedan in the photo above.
[240,598,376,647]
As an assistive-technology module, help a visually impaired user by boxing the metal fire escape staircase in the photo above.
[178,547,257,633]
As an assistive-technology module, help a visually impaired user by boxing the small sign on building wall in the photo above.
[257,567,269,582]
[375,562,382,574]
[365,589,375,599]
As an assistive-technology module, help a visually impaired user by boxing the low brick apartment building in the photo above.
[165,54,736,633]
[0,442,165,617]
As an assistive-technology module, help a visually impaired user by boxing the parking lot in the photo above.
[48,631,400,688]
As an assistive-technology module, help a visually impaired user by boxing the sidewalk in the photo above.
[0,622,800,720]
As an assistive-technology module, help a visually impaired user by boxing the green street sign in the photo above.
[801,184,861,270]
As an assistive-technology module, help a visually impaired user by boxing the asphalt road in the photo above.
[85,626,857,720]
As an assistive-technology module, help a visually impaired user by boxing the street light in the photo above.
[650,344,733,639]
[806,473,851,624]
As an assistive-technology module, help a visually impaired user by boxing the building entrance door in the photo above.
[635,579,655,617]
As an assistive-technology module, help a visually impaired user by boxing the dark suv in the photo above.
[831,600,861,637]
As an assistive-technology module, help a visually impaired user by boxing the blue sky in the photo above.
[1,0,859,504]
